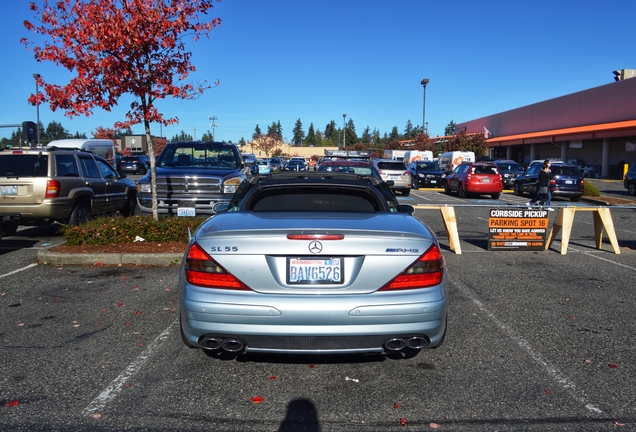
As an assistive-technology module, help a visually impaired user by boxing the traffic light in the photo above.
[21,121,37,141]
[613,70,623,82]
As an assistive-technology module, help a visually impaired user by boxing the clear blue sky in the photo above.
[2,0,634,143]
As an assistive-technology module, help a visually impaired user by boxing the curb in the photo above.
[37,246,184,266]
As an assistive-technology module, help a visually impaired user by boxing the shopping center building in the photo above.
[455,73,636,178]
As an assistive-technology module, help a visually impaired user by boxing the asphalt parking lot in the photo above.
[0,184,635,431]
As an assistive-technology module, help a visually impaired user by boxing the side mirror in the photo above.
[213,202,230,213]
[398,204,415,215]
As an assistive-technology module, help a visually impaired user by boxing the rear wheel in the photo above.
[444,182,451,194]
[628,182,636,196]
[513,183,522,196]
[0,222,18,237]
[120,192,137,217]
[401,188,410,197]
[491,193,501,199]
[458,184,466,198]
[68,201,90,226]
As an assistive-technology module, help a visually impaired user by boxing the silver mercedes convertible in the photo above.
[179,172,448,357]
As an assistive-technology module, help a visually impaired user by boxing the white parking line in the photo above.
[0,263,38,279]
[453,281,604,416]
[82,318,178,416]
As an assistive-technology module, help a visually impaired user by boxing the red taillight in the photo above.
[379,244,445,291]
[287,234,344,240]
[45,180,61,198]
[185,242,250,290]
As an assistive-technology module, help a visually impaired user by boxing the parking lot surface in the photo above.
[0,191,635,431]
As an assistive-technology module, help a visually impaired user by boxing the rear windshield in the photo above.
[472,165,498,175]
[552,166,581,176]
[0,154,48,177]
[496,163,523,171]
[251,189,380,213]
[416,162,441,171]
[319,165,376,177]
[157,145,238,169]
[376,161,407,171]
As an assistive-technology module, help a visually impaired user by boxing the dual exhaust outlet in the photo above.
[199,336,245,352]
[199,335,430,352]
[384,336,430,351]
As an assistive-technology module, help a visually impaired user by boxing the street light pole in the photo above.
[209,115,217,141]
[342,113,346,148]
[421,78,429,134]
[33,73,41,146]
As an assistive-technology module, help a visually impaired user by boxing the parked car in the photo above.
[513,162,584,201]
[408,161,446,189]
[268,157,284,172]
[624,163,636,196]
[372,159,411,196]
[444,162,503,199]
[119,155,150,174]
[283,159,308,171]
[254,159,271,175]
[317,161,382,179]
[493,160,525,189]
[179,171,448,356]
[0,147,137,236]
[136,141,249,217]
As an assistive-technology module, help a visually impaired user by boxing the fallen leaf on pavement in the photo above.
[429,422,439,429]
[545,390,552,395]
[5,400,20,407]
[268,376,277,380]
[394,403,399,409]
[614,421,626,427]
[92,414,101,419]
[399,418,408,426]
[251,396,264,404]
[609,363,618,368]
[134,311,142,315]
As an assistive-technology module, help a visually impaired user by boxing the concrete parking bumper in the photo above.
[38,246,184,266]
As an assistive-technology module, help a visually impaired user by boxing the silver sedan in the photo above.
[179,172,448,357]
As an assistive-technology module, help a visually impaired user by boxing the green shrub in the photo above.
[62,215,207,246]
[583,181,601,197]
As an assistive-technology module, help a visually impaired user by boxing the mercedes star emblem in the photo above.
[308,241,323,254]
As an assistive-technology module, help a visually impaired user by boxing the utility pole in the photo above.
[342,114,346,148]
[209,116,218,141]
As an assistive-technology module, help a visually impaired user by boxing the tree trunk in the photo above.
[144,119,159,221]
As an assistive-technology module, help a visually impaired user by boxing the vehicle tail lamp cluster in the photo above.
[379,244,445,290]
[45,180,61,198]
[185,242,250,290]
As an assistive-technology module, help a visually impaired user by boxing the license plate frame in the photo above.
[287,257,343,285]
[1,185,18,196]
[177,201,196,217]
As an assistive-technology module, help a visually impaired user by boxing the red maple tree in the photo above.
[22,0,221,220]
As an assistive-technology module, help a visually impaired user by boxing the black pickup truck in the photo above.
[136,141,251,217]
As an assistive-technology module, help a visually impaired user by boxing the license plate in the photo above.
[288,257,343,285]
[565,180,573,184]
[390,175,399,179]
[177,207,196,217]
[1,185,18,195]
[430,180,437,184]
[482,178,490,183]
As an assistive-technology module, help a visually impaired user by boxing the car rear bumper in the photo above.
[180,287,448,354]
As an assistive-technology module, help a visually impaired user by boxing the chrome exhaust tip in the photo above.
[405,336,430,349]
[384,338,407,351]
[221,339,245,353]
[199,336,223,350]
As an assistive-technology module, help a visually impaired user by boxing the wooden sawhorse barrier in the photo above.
[545,207,620,255]
[414,205,461,254]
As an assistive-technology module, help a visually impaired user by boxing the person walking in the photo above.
[528,164,554,210]
[543,159,553,207]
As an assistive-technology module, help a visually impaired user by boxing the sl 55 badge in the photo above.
[209,246,238,252]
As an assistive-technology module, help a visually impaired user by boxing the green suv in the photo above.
[0,147,137,237]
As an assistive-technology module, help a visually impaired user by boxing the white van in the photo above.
[438,151,475,173]
[403,150,433,165]
[47,139,116,166]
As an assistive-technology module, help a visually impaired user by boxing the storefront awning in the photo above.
[485,119,636,146]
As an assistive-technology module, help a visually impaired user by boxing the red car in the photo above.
[444,162,503,199]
